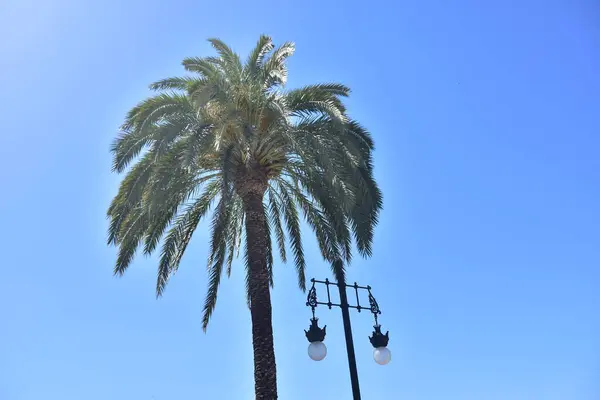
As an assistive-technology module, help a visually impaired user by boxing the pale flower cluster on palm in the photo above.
[107,35,382,399]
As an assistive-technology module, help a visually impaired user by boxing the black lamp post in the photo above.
[304,275,390,400]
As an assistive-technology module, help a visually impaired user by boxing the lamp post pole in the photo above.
[304,270,390,399]
[337,277,362,400]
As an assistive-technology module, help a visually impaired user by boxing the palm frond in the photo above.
[277,182,306,291]
[110,130,153,173]
[142,171,214,256]
[149,76,197,91]
[201,144,238,328]
[262,41,295,88]
[246,35,274,74]
[346,119,375,152]
[286,83,350,122]
[264,204,274,288]
[107,152,156,244]
[347,165,383,257]
[123,93,192,131]
[182,57,220,77]
[287,168,353,263]
[178,124,216,169]
[267,188,286,263]
[277,179,340,263]
[201,192,232,330]
[113,206,149,275]
[207,38,243,83]
[226,196,244,276]
[155,180,220,296]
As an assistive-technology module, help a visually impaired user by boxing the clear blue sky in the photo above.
[1,0,598,399]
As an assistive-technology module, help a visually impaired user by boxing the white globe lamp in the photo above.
[305,317,327,362]
[308,341,327,361]
[373,346,392,365]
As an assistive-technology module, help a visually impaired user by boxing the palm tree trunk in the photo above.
[243,190,278,400]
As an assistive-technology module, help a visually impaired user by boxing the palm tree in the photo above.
[107,36,382,399]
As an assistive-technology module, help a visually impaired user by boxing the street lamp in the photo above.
[370,325,391,365]
[305,318,327,361]
[304,274,390,400]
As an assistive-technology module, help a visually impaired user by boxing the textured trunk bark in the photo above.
[243,190,278,400]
